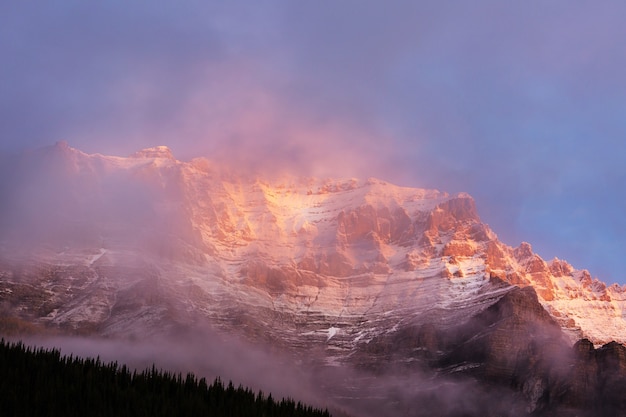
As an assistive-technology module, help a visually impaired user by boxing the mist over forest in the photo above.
[3,2,626,415]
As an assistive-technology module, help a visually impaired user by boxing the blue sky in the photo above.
[2,1,626,284]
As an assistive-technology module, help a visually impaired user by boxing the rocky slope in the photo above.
[1,142,626,415]
[1,142,623,345]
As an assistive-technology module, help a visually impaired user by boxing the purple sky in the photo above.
[2,1,626,284]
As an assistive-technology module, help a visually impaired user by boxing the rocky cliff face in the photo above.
[358,285,626,416]
[1,143,626,415]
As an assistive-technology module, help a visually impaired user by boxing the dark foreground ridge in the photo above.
[0,339,331,417]
[354,286,626,417]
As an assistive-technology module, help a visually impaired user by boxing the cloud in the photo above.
[18,330,332,411]
[1,1,626,282]
[17,330,531,417]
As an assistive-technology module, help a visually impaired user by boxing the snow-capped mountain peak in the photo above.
[131,146,175,160]
[0,144,624,349]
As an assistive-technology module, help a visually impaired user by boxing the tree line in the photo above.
[0,338,331,417]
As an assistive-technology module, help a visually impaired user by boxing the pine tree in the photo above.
[0,338,332,417]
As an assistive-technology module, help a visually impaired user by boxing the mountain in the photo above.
[1,142,625,416]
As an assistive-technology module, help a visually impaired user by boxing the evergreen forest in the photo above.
[0,338,332,417]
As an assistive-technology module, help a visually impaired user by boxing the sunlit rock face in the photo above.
[2,143,626,415]
[1,143,625,347]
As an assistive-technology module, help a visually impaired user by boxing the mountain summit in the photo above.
[1,143,622,344]
[1,144,625,415]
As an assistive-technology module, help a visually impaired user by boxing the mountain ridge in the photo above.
[3,143,626,415]
[0,142,624,349]
[0,142,626,416]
